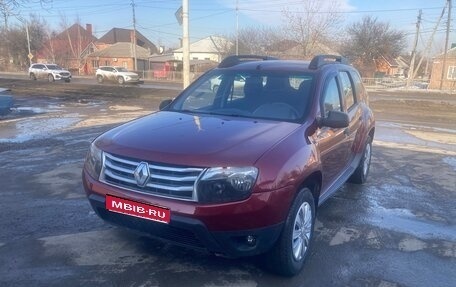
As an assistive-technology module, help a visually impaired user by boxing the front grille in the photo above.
[101,152,205,201]
[97,207,205,249]
[60,72,70,76]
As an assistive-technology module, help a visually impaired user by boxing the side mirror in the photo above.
[159,99,173,110]
[318,110,349,128]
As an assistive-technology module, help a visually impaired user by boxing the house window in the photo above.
[447,66,456,80]
[192,57,198,60]
[92,60,99,68]
[122,61,128,69]
[104,60,109,66]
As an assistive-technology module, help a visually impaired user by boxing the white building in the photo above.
[173,36,233,63]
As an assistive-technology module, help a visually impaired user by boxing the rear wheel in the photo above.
[117,76,125,85]
[349,136,372,184]
[265,188,315,276]
[48,74,54,82]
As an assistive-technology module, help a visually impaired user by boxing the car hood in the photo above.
[97,111,300,167]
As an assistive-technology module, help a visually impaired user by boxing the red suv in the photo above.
[83,55,375,276]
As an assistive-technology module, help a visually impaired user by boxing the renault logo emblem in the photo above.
[134,162,150,187]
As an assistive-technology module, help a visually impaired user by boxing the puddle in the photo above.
[375,121,456,152]
[0,98,145,143]
[0,116,81,143]
[364,187,456,242]
[40,229,158,266]
[443,157,456,171]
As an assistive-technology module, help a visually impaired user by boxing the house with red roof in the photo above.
[36,24,97,75]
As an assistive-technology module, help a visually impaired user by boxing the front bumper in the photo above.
[124,78,141,83]
[83,170,293,257]
[54,74,72,81]
[88,193,283,257]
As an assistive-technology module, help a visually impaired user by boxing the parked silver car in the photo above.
[28,63,72,82]
[96,66,141,84]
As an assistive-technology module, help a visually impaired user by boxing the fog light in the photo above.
[246,235,256,246]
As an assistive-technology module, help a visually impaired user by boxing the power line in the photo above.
[239,6,445,14]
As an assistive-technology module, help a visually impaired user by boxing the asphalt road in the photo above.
[0,79,455,287]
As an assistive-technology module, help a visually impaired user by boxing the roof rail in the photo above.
[309,54,349,70]
[218,55,278,68]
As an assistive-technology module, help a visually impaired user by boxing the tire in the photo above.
[65,79,71,83]
[97,75,104,84]
[349,136,372,184]
[117,77,125,85]
[265,188,316,276]
[30,73,37,80]
[212,85,219,93]
[48,74,54,82]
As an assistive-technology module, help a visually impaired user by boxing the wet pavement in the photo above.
[0,84,455,287]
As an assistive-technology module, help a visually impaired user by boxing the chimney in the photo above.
[86,24,92,36]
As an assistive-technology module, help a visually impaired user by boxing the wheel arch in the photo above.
[297,171,322,209]
[368,127,375,142]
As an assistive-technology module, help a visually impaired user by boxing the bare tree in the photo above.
[0,1,17,30]
[0,1,52,70]
[235,26,283,55]
[282,0,344,58]
[341,16,406,77]
[0,0,52,29]
[3,14,47,69]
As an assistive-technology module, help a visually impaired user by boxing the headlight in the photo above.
[84,142,103,180]
[196,167,258,203]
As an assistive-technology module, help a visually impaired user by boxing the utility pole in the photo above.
[16,16,32,66]
[407,9,422,88]
[236,0,239,55]
[182,0,190,88]
[131,0,137,71]
[25,23,31,66]
[440,0,452,90]
[412,4,447,80]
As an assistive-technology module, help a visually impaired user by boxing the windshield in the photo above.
[170,70,314,122]
[46,65,62,70]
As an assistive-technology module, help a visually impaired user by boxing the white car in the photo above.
[96,66,141,84]
[28,63,72,82]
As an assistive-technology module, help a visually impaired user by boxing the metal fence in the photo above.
[136,70,204,83]
[362,78,430,90]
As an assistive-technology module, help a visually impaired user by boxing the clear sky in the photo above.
[15,0,455,55]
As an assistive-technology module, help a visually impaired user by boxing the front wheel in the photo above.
[48,74,54,82]
[265,188,315,276]
[30,73,37,80]
[97,75,103,83]
[349,136,372,184]
[117,76,125,85]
